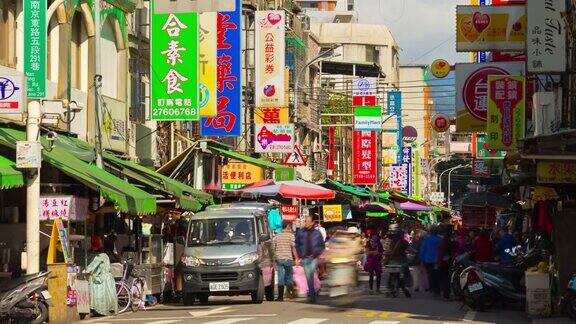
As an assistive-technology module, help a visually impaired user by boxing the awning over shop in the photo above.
[323,178,377,199]
[103,153,213,211]
[0,126,156,215]
[0,154,24,189]
[207,142,295,181]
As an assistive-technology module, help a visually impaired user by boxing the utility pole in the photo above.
[25,101,42,274]
[94,0,103,168]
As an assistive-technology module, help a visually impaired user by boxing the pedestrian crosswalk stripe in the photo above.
[286,319,329,324]
[201,318,255,324]
[369,321,400,324]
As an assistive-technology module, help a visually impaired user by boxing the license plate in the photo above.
[209,282,229,292]
[468,282,483,292]
[329,286,348,297]
[41,290,52,300]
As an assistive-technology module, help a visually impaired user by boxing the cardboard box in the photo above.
[525,272,550,290]
[526,288,551,317]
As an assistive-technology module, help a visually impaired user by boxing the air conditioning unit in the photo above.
[533,89,562,137]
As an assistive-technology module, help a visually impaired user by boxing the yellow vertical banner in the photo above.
[199,12,217,117]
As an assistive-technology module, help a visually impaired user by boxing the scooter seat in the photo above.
[0,273,45,293]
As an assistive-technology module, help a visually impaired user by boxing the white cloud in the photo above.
[355,0,469,64]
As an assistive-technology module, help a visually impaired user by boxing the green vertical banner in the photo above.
[413,149,421,198]
[150,1,199,120]
[24,0,47,98]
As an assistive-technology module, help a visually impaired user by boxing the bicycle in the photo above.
[115,260,146,314]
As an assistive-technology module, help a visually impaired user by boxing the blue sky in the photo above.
[355,0,470,115]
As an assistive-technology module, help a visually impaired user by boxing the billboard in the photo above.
[486,75,525,150]
[199,12,217,117]
[455,62,525,131]
[456,5,526,52]
[352,131,377,185]
[527,0,566,73]
[201,0,242,136]
[151,8,199,120]
[255,124,295,153]
[255,11,285,108]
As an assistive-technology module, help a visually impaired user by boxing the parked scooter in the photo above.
[460,265,491,311]
[0,271,51,323]
[451,251,473,300]
[560,273,576,320]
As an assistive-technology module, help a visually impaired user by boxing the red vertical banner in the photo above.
[327,127,335,177]
[353,131,377,185]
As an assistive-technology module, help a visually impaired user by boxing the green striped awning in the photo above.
[0,155,24,189]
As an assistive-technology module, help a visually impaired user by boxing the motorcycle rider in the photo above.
[387,228,411,298]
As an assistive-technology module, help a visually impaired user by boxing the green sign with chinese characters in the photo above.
[24,0,47,98]
[151,2,199,120]
[476,135,506,159]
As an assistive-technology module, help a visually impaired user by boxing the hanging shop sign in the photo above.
[352,96,376,106]
[537,161,576,184]
[255,124,295,153]
[353,77,377,97]
[16,141,41,168]
[255,11,285,108]
[0,74,26,114]
[430,192,445,205]
[456,62,525,131]
[387,91,401,115]
[354,106,382,131]
[323,205,343,223]
[255,68,289,124]
[221,161,264,190]
[47,218,71,264]
[352,131,377,185]
[199,12,218,117]
[412,149,421,197]
[431,59,451,79]
[281,205,299,222]
[39,195,89,221]
[201,0,242,136]
[154,0,236,13]
[492,0,525,4]
[526,0,566,73]
[456,5,527,52]
[431,113,451,133]
[284,144,307,167]
[476,135,506,159]
[472,158,491,177]
[402,126,418,143]
[382,148,397,165]
[151,7,200,120]
[389,164,409,193]
[24,0,47,98]
[486,75,525,150]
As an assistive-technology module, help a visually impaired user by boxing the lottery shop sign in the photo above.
[455,62,524,131]
[486,75,525,150]
[201,0,242,136]
[151,4,199,120]
[255,11,285,108]
[39,196,89,221]
[352,131,377,185]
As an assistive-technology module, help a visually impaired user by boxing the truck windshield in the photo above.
[187,218,255,246]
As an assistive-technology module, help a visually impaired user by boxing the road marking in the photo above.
[464,310,476,321]
[189,307,233,318]
[379,312,391,318]
[286,319,328,324]
[86,317,199,322]
[201,314,277,318]
[396,313,409,318]
[144,321,182,324]
[201,318,255,324]
[369,321,400,324]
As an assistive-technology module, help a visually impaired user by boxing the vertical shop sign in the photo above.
[472,158,491,177]
[401,146,412,195]
[387,91,401,115]
[24,0,47,98]
[255,11,285,107]
[199,12,218,117]
[151,3,199,120]
[352,131,377,185]
[201,0,242,136]
[527,0,566,73]
[486,75,525,150]
[413,149,421,197]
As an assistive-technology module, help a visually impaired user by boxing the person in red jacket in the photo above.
[472,229,494,262]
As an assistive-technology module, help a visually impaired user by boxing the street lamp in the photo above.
[447,164,469,209]
[293,45,342,122]
[426,153,455,199]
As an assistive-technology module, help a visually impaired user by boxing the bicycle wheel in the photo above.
[130,277,146,312]
[116,281,132,314]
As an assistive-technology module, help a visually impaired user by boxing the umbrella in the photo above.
[459,192,512,209]
[238,179,335,200]
[397,201,432,212]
